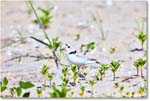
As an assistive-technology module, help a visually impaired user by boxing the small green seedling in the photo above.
[114,82,119,88]
[119,85,124,95]
[94,73,100,81]
[79,84,85,97]
[135,18,146,50]
[138,86,146,96]
[134,58,146,78]
[41,65,49,87]
[35,6,53,28]
[61,76,69,86]
[83,72,88,80]
[36,87,42,97]
[9,87,16,97]
[50,83,70,98]
[131,92,135,98]
[62,66,69,78]
[110,47,116,54]
[48,73,53,88]
[110,60,121,81]
[0,77,8,93]
[80,42,95,55]
[71,64,78,86]
[98,68,105,80]
[89,80,96,97]
[99,64,109,79]
[75,34,80,41]
[2,79,34,98]
[136,32,146,50]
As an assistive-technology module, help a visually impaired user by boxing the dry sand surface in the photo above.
[1,0,148,98]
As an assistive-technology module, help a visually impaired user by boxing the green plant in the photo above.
[49,83,70,98]
[41,64,49,87]
[1,78,34,98]
[62,66,69,78]
[75,34,80,41]
[48,73,53,88]
[79,84,85,97]
[0,77,8,94]
[98,68,105,80]
[80,42,95,55]
[110,60,121,81]
[134,58,146,78]
[138,86,146,96]
[119,85,124,95]
[61,76,69,86]
[83,72,88,80]
[131,92,135,98]
[36,87,42,97]
[94,73,100,80]
[98,64,109,80]
[110,47,116,54]
[136,32,146,50]
[89,80,96,97]
[34,6,53,28]
[135,18,146,50]
[92,14,106,40]
[114,82,119,88]
[71,64,78,86]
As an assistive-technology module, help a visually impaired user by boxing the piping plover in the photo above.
[65,44,100,66]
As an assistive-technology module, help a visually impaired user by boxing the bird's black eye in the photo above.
[66,44,70,48]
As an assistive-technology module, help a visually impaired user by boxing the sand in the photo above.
[1,0,147,98]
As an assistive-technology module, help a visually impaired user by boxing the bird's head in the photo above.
[64,44,77,54]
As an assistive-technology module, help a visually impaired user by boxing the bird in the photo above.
[65,44,100,66]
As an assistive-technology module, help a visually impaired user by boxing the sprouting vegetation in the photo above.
[79,84,85,97]
[110,60,121,81]
[80,42,95,55]
[98,64,109,80]
[75,33,80,41]
[36,87,42,97]
[89,80,96,97]
[135,17,146,50]
[0,77,34,98]
[138,86,146,97]
[49,83,70,98]
[1,0,147,99]
[92,13,106,40]
[41,64,49,87]
[109,47,116,54]
[134,58,146,78]
[71,64,78,86]
[48,73,54,88]
[34,6,53,28]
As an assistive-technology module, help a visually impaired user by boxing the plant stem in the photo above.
[141,69,143,78]
[137,68,139,76]
[113,73,115,81]
[28,0,51,45]
[141,43,144,50]
[100,75,103,80]
[73,79,76,86]
[50,80,51,88]
[91,86,93,97]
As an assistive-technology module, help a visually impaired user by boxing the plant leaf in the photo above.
[16,87,22,97]
[23,92,30,98]
[3,77,8,86]
[19,81,34,89]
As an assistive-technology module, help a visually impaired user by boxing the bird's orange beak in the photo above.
[61,47,66,51]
